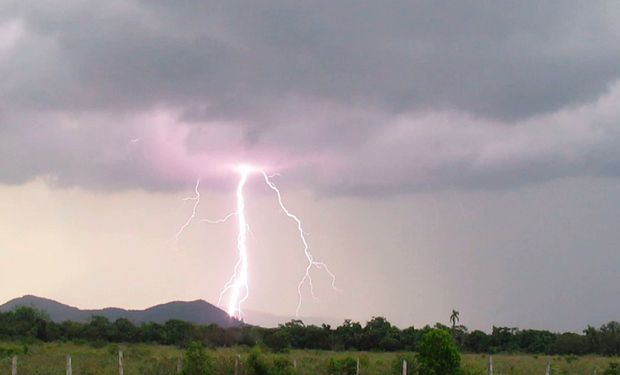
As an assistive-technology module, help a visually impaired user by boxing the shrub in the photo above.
[327,357,357,375]
[0,345,20,359]
[418,329,461,375]
[246,346,270,375]
[604,362,620,375]
[107,344,120,356]
[181,342,214,375]
[272,356,295,375]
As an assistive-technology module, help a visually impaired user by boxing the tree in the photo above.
[515,329,555,353]
[335,320,363,350]
[141,322,166,343]
[417,329,461,375]
[464,330,490,353]
[550,333,586,355]
[164,320,195,347]
[82,316,111,342]
[360,317,401,351]
[263,329,292,352]
[600,321,620,355]
[109,318,138,342]
[181,342,213,375]
[490,326,519,352]
[449,310,460,330]
[400,326,418,351]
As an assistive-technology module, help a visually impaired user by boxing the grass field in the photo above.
[1,342,617,374]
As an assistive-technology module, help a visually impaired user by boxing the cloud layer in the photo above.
[1,0,620,193]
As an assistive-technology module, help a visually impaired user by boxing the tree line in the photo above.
[1,306,620,356]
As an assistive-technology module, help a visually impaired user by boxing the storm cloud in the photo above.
[1,0,620,193]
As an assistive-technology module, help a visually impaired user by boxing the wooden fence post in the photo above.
[293,359,297,369]
[488,355,493,375]
[356,357,360,375]
[234,354,239,375]
[177,358,183,374]
[118,350,124,375]
[545,361,551,375]
[66,355,72,375]
[402,359,407,375]
[11,356,17,375]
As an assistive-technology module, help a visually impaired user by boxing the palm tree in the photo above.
[450,310,460,329]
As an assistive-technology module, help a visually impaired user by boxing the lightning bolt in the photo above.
[261,171,339,316]
[175,179,201,244]
[200,212,237,224]
[217,165,251,319]
[176,164,338,319]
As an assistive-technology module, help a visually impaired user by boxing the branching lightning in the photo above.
[176,164,338,320]
[200,212,238,224]
[261,171,340,316]
[175,179,201,244]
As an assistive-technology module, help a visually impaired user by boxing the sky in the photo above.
[1,0,620,332]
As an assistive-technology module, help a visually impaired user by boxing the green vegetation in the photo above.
[4,306,620,373]
[417,329,460,375]
[4,306,620,356]
[181,342,214,375]
[0,342,619,374]
[604,362,620,375]
[246,346,270,375]
[326,357,357,375]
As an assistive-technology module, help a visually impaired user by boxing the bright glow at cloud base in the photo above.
[177,164,338,319]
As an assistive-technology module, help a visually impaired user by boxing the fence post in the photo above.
[293,359,297,369]
[118,350,124,375]
[488,355,493,375]
[234,354,239,375]
[177,358,183,374]
[356,357,360,375]
[545,361,551,375]
[66,355,72,375]
[402,359,407,375]
[11,356,17,375]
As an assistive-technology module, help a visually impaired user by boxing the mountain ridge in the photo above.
[0,295,242,328]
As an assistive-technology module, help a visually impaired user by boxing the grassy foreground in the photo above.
[0,342,618,374]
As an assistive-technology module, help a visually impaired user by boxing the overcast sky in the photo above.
[1,0,620,332]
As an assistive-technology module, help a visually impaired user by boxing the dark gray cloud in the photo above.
[0,0,619,193]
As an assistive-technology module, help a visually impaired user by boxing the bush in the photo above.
[181,342,214,375]
[0,345,21,359]
[418,329,461,375]
[212,354,238,375]
[327,357,357,375]
[246,346,270,375]
[272,356,295,375]
[107,344,120,356]
[604,362,620,375]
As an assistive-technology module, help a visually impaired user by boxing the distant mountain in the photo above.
[0,295,242,328]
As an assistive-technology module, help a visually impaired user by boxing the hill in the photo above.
[0,295,242,327]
